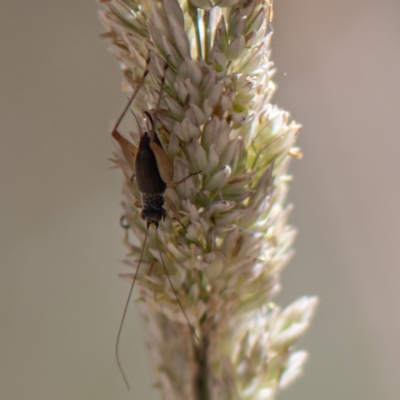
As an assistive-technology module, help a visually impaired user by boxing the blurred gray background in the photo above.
[1,0,399,399]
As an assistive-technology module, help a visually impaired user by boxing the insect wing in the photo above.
[149,139,174,185]
[135,133,166,194]
[112,131,137,171]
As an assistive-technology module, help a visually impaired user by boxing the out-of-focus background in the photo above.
[1,1,399,399]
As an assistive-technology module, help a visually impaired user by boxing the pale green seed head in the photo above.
[100,0,317,398]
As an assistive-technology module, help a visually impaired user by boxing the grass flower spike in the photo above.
[99,0,318,398]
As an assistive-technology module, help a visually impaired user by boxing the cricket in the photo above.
[111,56,199,389]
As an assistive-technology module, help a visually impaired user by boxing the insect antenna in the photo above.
[115,225,149,390]
[155,228,199,342]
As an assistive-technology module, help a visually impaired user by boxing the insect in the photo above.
[111,56,199,389]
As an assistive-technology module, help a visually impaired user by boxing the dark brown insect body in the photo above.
[135,132,166,226]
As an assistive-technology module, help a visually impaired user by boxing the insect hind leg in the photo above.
[111,55,151,139]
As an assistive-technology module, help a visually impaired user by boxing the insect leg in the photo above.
[168,170,201,189]
[115,225,150,390]
[112,57,153,179]
[111,55,151,139]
